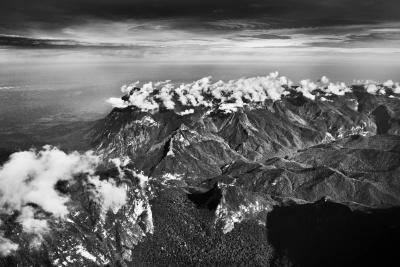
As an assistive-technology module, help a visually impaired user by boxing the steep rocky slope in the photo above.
[92,88,377,182]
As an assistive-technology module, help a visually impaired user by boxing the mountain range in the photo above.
[1,75,400,266]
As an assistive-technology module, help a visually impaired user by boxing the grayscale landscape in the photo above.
[1,1,400,266]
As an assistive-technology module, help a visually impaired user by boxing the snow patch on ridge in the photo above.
[215,183,272,234]
[75,244,98,263]
[178,109,194,116]
[216,199,266,234]
[161,173,183,186]
[133,116,159,127]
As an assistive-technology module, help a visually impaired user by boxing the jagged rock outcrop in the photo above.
[92,86,380,182]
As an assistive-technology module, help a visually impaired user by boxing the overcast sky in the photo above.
[1,0,400,62]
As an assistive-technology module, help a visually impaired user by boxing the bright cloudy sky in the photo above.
[1,0,400,63]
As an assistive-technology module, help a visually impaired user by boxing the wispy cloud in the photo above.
[1,20,400,63]
[0,34,152,49]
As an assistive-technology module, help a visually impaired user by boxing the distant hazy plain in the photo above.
[1,61,400,132]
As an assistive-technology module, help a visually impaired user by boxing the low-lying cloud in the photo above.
[0,146,128,255]
[89,176,127,215]
[107,72,293,113]
[0,146,99,217]
[0,234,18,256]
[108,73,400,113]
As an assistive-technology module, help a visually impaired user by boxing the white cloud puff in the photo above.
[366,83,379,94]
[298,79,317,100]
[383,80,394,87]
[107,97,129,109]
[393,83,400,94]
[325,82,351,96]
[320,76,330,84]
[0,234,18,256]
[0,146,99,218]
[382,80,400,94]
[88,176,127,214]
[131,170,149,189]
[17,206,49,235]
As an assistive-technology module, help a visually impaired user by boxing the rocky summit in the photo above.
[1,78,400,266]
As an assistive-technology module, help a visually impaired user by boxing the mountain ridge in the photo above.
[1,77,400,266]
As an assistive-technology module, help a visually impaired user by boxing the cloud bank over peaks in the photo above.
[0,146,129,255]
[297,79,350,100]
[108,72,399,113]
[108,72,294,113]
[354,79,400,95]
